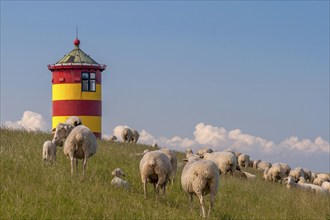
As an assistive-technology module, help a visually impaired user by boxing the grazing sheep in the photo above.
[121,128,133,143]
[201,151,237,175]
[53,124,97,177]
[109,135,117,141]
[196,147,213,157]
[257,161,272,172]
[131,130,140,143]
[111,168,129,190]
[321,181,330,193]
[289,167,305,182]
[152,143,158,148]
[238,153,250,169]
[276,163,291,176]
[263,164,286,183]
[302,168,312,182]
[65,116,82,127]
[42,140,56,163]
[159,148,177,186]
[253,160,261,169]
[139,150,173,198]
[181,153,220,218]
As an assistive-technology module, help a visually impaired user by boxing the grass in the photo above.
[0,127,329,219]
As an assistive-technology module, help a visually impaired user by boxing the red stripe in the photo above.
[94,132,101,139]
[51,70,101,84]
[53,100,102,116]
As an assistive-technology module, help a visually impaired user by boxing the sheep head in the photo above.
[52,122,74,146]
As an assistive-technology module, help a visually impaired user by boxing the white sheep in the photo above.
[263,164,286,183]
[196,147,213,157]
[243,171,256,180]
[53,124,97,177]
[257,161,272,172]
[321,181,330,193]
[238,153,250,169]
[139,150,172,198]
[111,168,129,190]
[159,148,178,186]
[131,130,140,143]
[181,153,220,218]
[289,167,305,182]
[285,176,312,192]
[121,128,133,143]
[201,151,237,175]
[65,116,82,127]
[253,159,261,169]
[42,140,56,163]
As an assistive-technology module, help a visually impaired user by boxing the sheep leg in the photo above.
[143,179,147,199]
[198,194,206,218]
[70,156,75,177]
[82,156,87,178]
[208,192,215,218]
[189,194,193,211]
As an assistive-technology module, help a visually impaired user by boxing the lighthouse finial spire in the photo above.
[74,26,80,47]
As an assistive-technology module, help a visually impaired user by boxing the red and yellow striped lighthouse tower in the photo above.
[48,38,106,138]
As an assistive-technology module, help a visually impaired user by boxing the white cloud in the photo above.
[3,111,47,131]
[106,123,329,172]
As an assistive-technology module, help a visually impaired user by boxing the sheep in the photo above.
[121,128,133,143]
[196,147,213,157]
[139,150,172,199]
[42,140,56,163]
[201,151,237,175]
[131,130,140,143]
[302,168,312,182]
[152,143,158,148]
[289,167,305,182]
[253,159,261,169]
[109,135,117,141]
[243,171,256,180]
[321,181,330,193]
[159,148,178,186]
[111,168,129,190]
[181,153,220,218]
[64,116,82,127]
[263,164,287,183]
[285,176,312,192]
[53,124,97,177]
[52,123,75,146]
[257,161,272,172]
[238,153,250,169]
[276,163,291,176]
[312,174,330,186]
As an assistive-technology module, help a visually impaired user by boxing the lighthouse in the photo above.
[48,38,107,138]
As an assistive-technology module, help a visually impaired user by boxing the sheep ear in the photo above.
[183,158,188,162]
[199,155,204,159]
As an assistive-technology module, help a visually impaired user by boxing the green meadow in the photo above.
[1,128,329,219]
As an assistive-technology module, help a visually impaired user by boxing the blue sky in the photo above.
[1,1,329,172]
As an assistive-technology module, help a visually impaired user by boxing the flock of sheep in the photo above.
[42,116,330,218]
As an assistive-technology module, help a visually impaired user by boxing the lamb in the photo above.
[285,176,312,192]
[181,153,220,218]
[65,116,82,127]
[53,123,97,177]
[111,168,129,190]
[238,153,250,169]
[243,171,256,179]
[159,148,177,186]
[42,140,56,163]
[139,150,173,198]
[121,128,133,143]
[131,130,140,143]
[201,151,237,175]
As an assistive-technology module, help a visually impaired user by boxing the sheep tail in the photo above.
[75,132,84,144]
[148,158,157,168]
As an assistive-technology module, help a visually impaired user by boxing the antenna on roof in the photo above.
[76,25,79,39]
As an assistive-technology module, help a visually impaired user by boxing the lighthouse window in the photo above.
[81,72,96,92]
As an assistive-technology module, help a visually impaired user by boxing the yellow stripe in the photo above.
[52,84,101,101]
[52,116,101,133]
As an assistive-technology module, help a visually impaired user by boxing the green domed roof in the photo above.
[56,39,98,64]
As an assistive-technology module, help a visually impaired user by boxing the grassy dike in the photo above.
[1,128,329,219]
